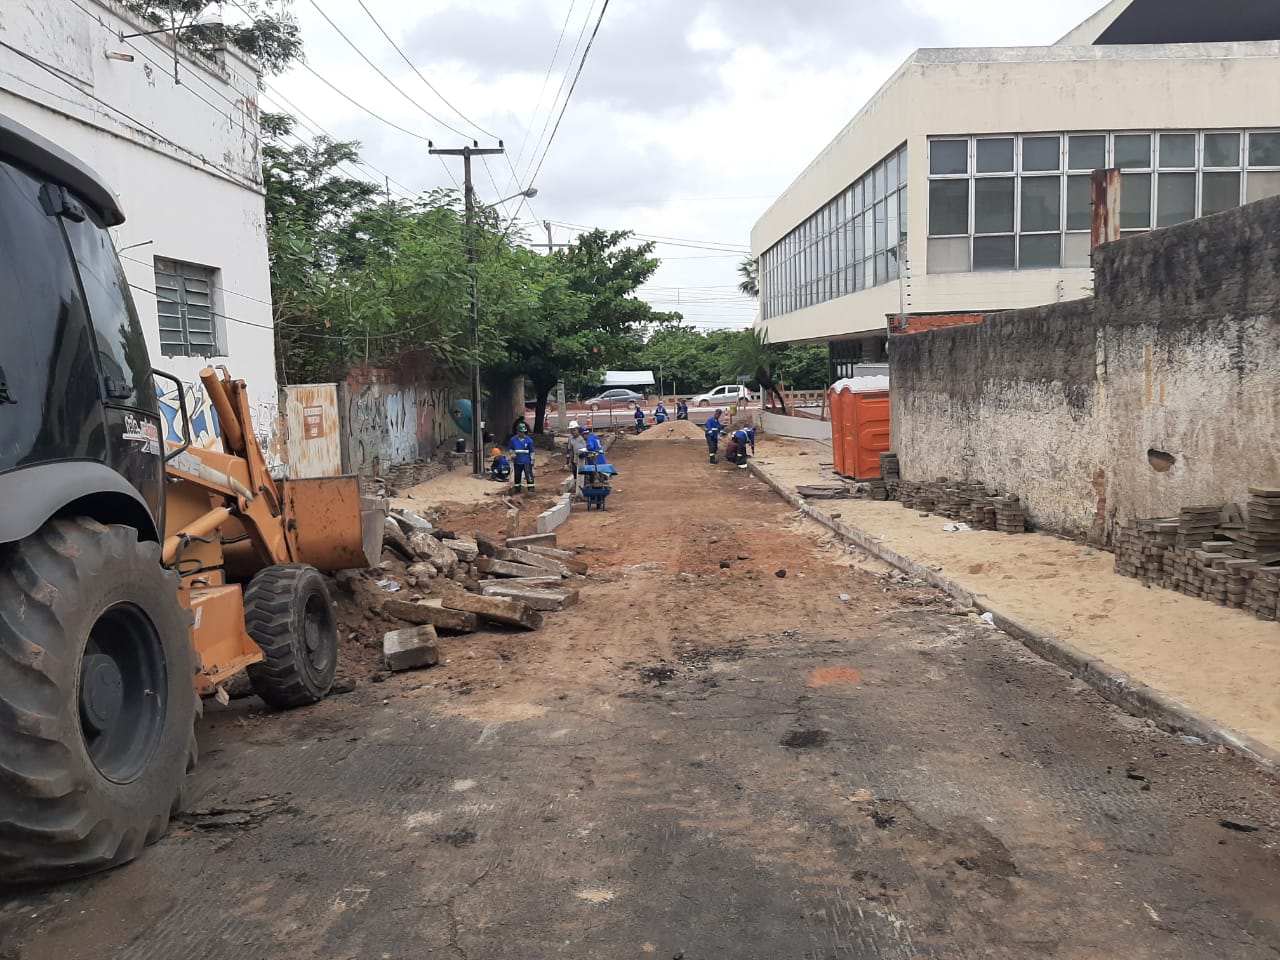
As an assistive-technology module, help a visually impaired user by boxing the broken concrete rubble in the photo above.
[479,583,580,612]
[476,557,553,579]
[409,531,459,578]
[383,626,440,672]
[438,589,544,631]
[382,600,479,634]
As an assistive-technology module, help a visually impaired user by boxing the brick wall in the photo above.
[891,196,1280,542]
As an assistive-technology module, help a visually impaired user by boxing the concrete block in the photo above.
[476,557,551,579]
[506,533,558,549]
[382,518,415,562]
[383,600,479,634]
[383,626,439,672]
[483,575,564,587]
[497,548,570,577]
[524,545,589,574]
[440,592,543,630]
[409,531,459,578]
[392,509,434,533]
[480,583,580,611]
[473,531,502,558]
[536,495,572,535]
[442,539,480,563]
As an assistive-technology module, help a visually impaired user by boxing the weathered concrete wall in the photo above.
[758,411,836,443]
[340,352,465,477]
[892,196,1280,541]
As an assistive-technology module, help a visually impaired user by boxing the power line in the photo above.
[510,0,579,184]
[352,0,496,141]
[524,0,609,190]
[306,0,471,139]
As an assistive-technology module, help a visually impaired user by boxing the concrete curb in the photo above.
[748,461,1280,778]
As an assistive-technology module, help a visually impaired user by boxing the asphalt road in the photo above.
[2,439,1278,959]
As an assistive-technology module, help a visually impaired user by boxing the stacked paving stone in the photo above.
[991,496,1028,534]
[898,480,919,509]
[961,483,997,530]
[1116,498,1280,621]
[878,453,901,501]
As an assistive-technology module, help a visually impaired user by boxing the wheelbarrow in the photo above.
[579,463,617,511]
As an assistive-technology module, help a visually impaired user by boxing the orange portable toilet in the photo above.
[829,374,891,481]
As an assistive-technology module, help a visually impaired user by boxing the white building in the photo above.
[750,0,1280,375]
[0,0,278,452]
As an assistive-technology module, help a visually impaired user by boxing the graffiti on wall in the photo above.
[156,379,221,449]
[340,359,462,477]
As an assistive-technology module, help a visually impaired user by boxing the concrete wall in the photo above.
[758,411,835,444]
[340,353,465,477]
[891,195,1280,541]
[752,40,1280,345]
[0,0,279,454]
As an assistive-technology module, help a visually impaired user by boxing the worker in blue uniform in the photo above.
[676,400,689,420]
[633,404,647,434]
[655,401,669,424]
[728,426,756,468]
[705,409,724,464]
[509,422,536,493]
[489,447,511,482]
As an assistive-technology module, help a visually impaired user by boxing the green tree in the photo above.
[721,328,787,413]
[124,0,302,75]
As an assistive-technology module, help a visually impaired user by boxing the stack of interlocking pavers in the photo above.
[1114,518,1176,582]
[963,484,997,530]
[878,453,901,501]
[1235,489,1280,564]
[1176,505,1222,549]
[898,480,918,509]
[991,495,1027,534]
[1244,567,1280,621]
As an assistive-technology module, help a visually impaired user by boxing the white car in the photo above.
[690,384,753,407]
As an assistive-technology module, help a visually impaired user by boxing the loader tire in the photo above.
[0,517,196,885]
[243,564,337,709]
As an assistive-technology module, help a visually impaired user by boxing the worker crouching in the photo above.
[489,447,511,482]
[726,426,756,469]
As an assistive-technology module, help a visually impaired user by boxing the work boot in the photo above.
[709,455,717,464]
[526,485,536,493]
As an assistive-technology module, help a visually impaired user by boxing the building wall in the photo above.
[890,196,1280,541]
[753,41,1280,346]
[340,353,465,477]
[0,0,278,455]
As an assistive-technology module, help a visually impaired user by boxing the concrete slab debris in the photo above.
[383,626,440,672]
[440,592,543,631]
[506,533,558,549]
[476,557,552,579]
[442,539,480,563]
[383,600,479,633]
[479,583,580,611]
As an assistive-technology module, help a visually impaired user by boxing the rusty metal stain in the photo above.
[283,384,342,478]
[1091,168,1122,253]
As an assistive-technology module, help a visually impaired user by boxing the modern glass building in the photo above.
[751,0,1280,369]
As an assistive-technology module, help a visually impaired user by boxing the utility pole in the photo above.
[534,220,573,255]
[429,141,505,476]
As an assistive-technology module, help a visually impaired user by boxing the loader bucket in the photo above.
[282,476,384,572]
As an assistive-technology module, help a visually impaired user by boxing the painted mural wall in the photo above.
[340,352,465,476]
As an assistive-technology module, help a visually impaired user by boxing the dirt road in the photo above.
[2,438,1278,959]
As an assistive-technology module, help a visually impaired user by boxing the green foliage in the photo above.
[634,326,830,400]
[738,257,759,298]
[124,0,302,75]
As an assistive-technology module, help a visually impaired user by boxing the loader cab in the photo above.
[0,114,164,543]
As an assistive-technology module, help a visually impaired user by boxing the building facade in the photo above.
[750,0,1280,373]
[0,0,279,455]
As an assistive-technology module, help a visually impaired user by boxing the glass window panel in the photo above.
[976,138,1015,174]
[1022,136,1061,172]
[928,180,970,235]
[1156,172,1196,227]
[1019,234,1061,269]
[854,260,865,291]
[1159,133,1196,169]
[1115,134,1152,169]
[898,186,909,245]
[930,139,968,175]
[886,153,899,191]
[1205,132,1241,168]
[898,146,908,185]
[974,177,1015,234]
[886,195,900,256]
[853,181,864,211]
[973,236,1016,271]
[853,215,864,261]
[927,237,969,274]
[1120,172,1152,229]
[1021,177,1061,232]
[1249,132,1280,167]
[1064,232,1092,268]
[836,194,845,222]
[1068,134,1106,171]
[1066,175,1093,231]
[1247,171,1280,203]
[874,200,887,252]
[1202,171,1241,215]
[875,252,887,285]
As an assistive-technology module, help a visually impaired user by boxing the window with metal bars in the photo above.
[153,258,220,357]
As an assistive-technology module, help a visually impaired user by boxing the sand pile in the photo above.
[633,420,707,441]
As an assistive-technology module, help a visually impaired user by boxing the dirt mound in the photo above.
[633,420,706,441]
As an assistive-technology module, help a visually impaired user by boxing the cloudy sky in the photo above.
[268,0,1107,331]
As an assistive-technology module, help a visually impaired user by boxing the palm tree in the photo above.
[724,328,786,413]
[737,257,758,298]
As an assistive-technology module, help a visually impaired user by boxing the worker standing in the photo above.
[509,423,536,493]
[655,401,669,425]
[705,409,725,464]
[567,421,588,495]
[633,404,646,434]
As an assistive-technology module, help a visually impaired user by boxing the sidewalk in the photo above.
[749,438,1280,769]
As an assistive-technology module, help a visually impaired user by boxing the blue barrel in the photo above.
[450,399,473,436]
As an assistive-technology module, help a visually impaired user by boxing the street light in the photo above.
[492,187,538,206]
